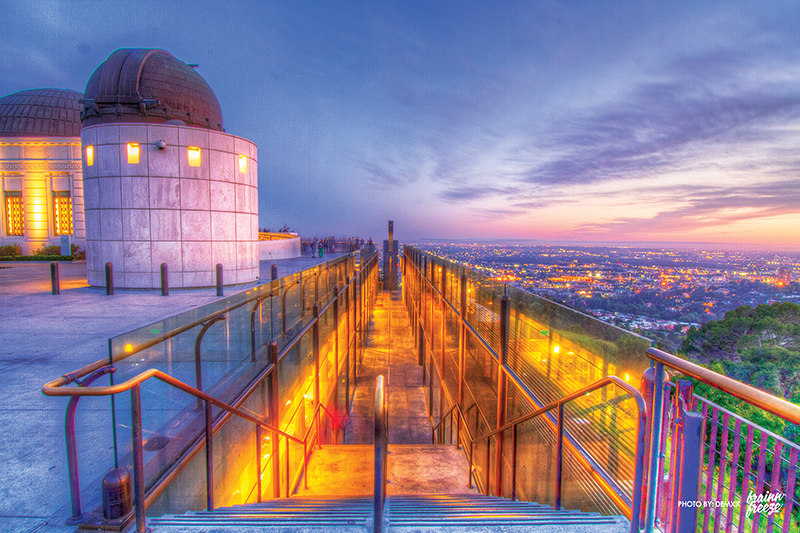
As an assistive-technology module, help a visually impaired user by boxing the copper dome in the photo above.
[81,48,223,131]
[0,88,82,137]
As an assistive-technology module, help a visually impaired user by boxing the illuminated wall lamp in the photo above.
[127,143,140,164]
[187,146,201,167]
[238,154,248,173]
[85,146,94,166]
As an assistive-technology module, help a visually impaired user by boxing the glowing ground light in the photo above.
[124,343,133,353]
[553,345,560,354]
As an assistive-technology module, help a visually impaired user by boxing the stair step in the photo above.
[151,493,629,532]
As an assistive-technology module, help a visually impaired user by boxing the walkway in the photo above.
[299,289,473,498]
[345,291,431,445]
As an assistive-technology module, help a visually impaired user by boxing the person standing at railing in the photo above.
[318,240,324,258]
[311,237,318,258]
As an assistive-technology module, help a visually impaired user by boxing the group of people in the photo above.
[305,236,370,257]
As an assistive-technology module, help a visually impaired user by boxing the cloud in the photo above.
[575,179,800,237]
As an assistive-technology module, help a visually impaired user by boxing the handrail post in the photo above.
[205,398,214,511]
[65,365,115,524]
[130,384,147,533]
[458,274,467,448]
[439,263,447,430]
[345,276,351,412]
[256,424,262,503]
[250,297,264,363]
[511,423,518,501]
[194,316,226,410]
[313,303,320,408]
[268,340,280,499]
[333,286,340,443]
[645,362,665,532]
[555,403,564,510]
[495,293,509,496]
[374,375,387,533]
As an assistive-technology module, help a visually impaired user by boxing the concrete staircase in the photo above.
[149,493,628,532]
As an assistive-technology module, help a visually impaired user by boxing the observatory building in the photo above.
[0,88,85,255]
[79,48,259,288]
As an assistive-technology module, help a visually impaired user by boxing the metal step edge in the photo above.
[150,519,369,526]
[388,520,617,527]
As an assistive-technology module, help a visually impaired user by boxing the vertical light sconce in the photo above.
[238,154,248,173]
[127,143,140,164]
[85,146,94,166]
[187,146,201,167]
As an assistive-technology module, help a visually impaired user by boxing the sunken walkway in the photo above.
[299,290,475,497]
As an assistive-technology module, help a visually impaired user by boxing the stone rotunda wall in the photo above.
[82,122,258,288]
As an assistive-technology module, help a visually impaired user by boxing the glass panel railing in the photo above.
[406,245,649,517]
[108,254,364,508]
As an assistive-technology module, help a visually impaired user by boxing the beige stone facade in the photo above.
[0,137,85,254]
[82,123,259,288]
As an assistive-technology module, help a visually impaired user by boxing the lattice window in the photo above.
[53,191,72,236]
[5,193,24,236]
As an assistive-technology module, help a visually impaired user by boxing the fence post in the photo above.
[50,262,60,295]
[215,263,223,297]
[160,263,168,296]
[676,412,703,533]
[105,262,114,295]
[271,263,278,281]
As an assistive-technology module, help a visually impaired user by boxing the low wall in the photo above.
[259,235,300,261]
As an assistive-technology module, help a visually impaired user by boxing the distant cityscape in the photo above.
[414,242,800,352]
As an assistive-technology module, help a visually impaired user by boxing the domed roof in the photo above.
[0,88,82,137]
[81,48,223,131]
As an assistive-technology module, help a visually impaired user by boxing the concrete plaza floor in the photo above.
[0,254,345,533]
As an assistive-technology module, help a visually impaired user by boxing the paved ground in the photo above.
[0,254,346,533]
[345,291,431,446]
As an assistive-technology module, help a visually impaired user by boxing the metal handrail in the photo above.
[43,249,381,533]
[475,375,644,442]
[644,347,800,532]
[374,375,388,533]
[46,254,356,390]
[647,347,800,425]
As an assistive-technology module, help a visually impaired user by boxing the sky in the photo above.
[1,1,799,250]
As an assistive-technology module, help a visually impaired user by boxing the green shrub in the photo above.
[0,244,22,257]
[0,255,73,262]
[70,243,85,260]
[32,245,62,256]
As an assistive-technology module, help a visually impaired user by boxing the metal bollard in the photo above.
[102,467,132,519]
[271,263,278,281]
[216,263,223,296]
[50,262,60,295]
[105,262,114,295]
[160,263,169,296]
